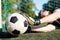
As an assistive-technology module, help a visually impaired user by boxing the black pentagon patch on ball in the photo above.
[24,20,28,27]
[12,29,20,34]
[10,16,18,23]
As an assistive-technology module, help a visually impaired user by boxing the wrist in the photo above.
[34,19,41,25]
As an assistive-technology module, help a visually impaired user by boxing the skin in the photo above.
[31,9,60,32]
[40,10,50,17]
[31,24,56,32]
[40,9,60,24]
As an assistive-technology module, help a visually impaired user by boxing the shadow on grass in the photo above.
[0,29,17,38]
[0,28,41,39]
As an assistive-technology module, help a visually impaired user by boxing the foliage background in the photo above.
[2,0,36,21]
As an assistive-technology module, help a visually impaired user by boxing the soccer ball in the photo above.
[5,13,29,36]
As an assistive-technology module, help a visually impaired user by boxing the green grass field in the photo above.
[0,24,60,40]
[0,29,60,40]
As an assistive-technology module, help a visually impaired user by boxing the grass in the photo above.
[0,30,60,40]
[0,24,60,40]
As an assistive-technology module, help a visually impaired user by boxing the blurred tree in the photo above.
[43,0,60,13]
[2,0,10,21]
[9,0,21,13]
[19,0,36,18]
[2,0,21,21]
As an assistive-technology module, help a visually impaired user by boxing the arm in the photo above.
[40,9,60,24]
[31,9,60,32]
[31,24,56,32]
